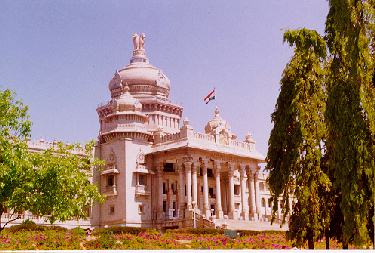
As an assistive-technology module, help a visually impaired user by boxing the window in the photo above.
[173,202,176,217]
[138,174,147,186]
[259,182,265,191]
[184,185,186,196]
[235,203,240,210]
[234,185,240,195]
[163,183,166,194]
[163,201,166,212]
[209,187,214,197]
[138,204,144,214]
[107,175,115,187]
[109,205,115,215]
[163,163,174,172]
[207,169,213,178]
[201,186,203,193]
[261,198,266,207]
[171,183,177,194]
[268,198,272,208]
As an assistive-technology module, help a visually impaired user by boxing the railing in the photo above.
[192,210,215,229]
[193,132,215,142]
[159,132,181,143]
[27,140,85,155]
[135,185,150,195]
[154,130,256,155]
[101,123,146,133]
[229,139,255,152]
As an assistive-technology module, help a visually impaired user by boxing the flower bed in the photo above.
[0,225,364,250]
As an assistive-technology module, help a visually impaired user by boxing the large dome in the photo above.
[108,33,170,99]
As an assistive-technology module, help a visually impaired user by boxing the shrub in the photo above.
[8,220,44,232]
[237,230,286,237]
[44,225,67,231]
[92,226,157,235]
[6,220,68,233]
[71,227,85,236]
[167,228,224,235]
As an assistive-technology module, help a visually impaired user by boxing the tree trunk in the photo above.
[325,229,330,249]
[308,238,314,249]
[342,242,349,249]
[0,210,3,232]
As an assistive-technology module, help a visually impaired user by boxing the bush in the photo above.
[167,228,224,235]
[7,220,68,233]
[44,225,67,231]
[237,230,286,237]
[8,220,44,232]
[71,227,85,236]
[93,226,157,235]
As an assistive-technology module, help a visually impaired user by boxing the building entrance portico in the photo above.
[149,148,263,226]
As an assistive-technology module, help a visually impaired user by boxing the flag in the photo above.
[204,88,215,104]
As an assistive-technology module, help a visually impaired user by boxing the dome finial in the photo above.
[131,33,148,64]
[214,106,220,117]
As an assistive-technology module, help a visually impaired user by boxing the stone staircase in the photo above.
[214,218,288,231]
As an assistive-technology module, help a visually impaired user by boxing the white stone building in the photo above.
[1,34,290,231]
[90,34,290,230]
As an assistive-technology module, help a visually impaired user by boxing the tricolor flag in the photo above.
[203,88,216,104]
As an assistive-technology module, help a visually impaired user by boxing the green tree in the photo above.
[0,89,33,231]
[28,141,104,224]
[266,29,330,249]
[325,0,375,248]
[0,89,103,231]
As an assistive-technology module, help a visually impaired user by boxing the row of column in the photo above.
[157,159,261,221]
[150,114,179,129]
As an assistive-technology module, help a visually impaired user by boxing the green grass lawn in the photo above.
[0,222,370,250]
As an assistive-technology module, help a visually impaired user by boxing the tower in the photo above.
[91,33,182,227]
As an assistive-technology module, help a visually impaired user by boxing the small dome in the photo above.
[108,71,122,91]
[204,107,231,135]
[244,132,256,144]
[113,85,142,112]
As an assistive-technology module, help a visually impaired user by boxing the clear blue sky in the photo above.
[1,0,328,156]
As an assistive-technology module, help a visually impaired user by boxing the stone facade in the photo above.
[90,34,290,230]
[0,34,291,231]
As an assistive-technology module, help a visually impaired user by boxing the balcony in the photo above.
[135,184,150,196]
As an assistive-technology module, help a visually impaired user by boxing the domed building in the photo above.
[90,34,289,230]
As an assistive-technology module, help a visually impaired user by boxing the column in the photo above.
[185,161,192,210]
[192,163,198,209]
[248,168,257,220]
[178,164,185,219]
[228,164,235,219]
[254,171,261,219]
[202,160,210,218]
[166,179,171,219]
[214,161,223,219]
[157,164,164,220]
[240,164,249,220]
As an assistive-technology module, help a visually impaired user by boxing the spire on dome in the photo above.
[214,106,220,117]
[131,33,148,64]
